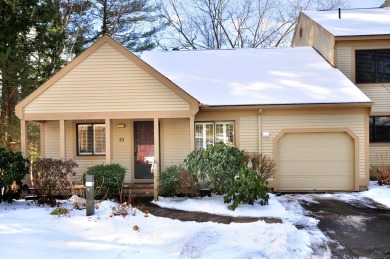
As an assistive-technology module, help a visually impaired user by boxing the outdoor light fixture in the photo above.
[116,123,126,128]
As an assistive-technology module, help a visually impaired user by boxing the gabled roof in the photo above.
[302,8,390,37]
[16,35,199,119]
[141,47,371,106]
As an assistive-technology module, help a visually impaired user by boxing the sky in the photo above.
[350,0,385,8]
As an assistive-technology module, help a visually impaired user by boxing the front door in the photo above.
[134,121,154,179]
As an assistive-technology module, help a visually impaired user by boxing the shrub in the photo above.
[176,168,198,197]
[85,163,126,200]
[184,142,274,210]
[184,142,245,194]
[158,165,180,197]
[243,152,275,180]
[224,167,269,210]
[0,148,30,203]
[32,158,78,206]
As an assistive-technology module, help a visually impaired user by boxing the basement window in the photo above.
[77,123,106,155]
[356,49,390,83]
[195,121,234,150]
[369,116,390,143]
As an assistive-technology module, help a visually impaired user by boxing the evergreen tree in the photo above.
[86,0,162,52]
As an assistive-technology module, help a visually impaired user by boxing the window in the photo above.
[195,121,234,150]
[77,123,106,155]
[356,49,390,83]
[370,116,390,143]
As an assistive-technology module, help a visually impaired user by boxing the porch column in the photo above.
[20,120,28,158]
[190,115,195,151]
[153,117,160,201]
[105,118,111,164]
[59,120,66,160]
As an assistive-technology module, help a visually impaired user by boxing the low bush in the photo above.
[224,167,269,210]
[0,148,30,203]
[373,153,390,185]
[184,142,245,194]
[176,169,198,197]
[32,158,78,206]
[85,163,126,200]
[184,142,274,210]
[243,152,275,180]
[158,165,180,197]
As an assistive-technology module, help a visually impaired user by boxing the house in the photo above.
[292,7,390,171]
[15,35,371,195]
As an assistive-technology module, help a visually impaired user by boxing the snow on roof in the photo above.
[141,47,370,106]
[302,8,390,37]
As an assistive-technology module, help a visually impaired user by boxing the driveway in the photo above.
[298,196,390,258]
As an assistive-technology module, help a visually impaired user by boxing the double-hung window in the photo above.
[369,116,390,143]
[356,49,390,83]
[195,121,234,150]
[77,123,106,155]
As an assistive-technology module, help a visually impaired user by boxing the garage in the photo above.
[278,132,355,191]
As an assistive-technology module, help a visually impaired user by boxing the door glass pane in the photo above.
[136,122,154,164]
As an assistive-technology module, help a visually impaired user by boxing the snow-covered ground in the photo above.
[0,182,389,259]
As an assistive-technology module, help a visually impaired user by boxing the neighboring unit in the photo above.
[292,7,390,171]
[16,35,372,193]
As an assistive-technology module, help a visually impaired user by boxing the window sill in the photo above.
[74,156,106,161]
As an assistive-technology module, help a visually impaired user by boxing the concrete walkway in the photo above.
[139,202,282,224]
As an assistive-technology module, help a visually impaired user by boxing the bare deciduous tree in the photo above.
[156,0,349,50]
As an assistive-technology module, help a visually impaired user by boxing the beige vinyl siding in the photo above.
[239,116,258,152]
[112,120,132,182]
[25,43,190,114]
[262,110,366,185]
[44,121,60,159]
[162,118,191,169]
[359,85,390,113]
[336,46,352,80]
[370,146,390,167]
[293,14,335,65]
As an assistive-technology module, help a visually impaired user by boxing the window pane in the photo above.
[215,123,224,143]
[369,117,374,143]
[205,123,214,147]
[195,123,204,150]
[93,124,106,154]
[376,49,390,83]
[195,122,214,150]
[374,117,390,142]
[78,124,93,155]
[215,122,234,145]
[356,50,376,83]
[226,122,234,145]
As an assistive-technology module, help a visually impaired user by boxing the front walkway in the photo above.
[139,202,282,224]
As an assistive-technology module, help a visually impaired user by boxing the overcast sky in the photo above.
[350,0,385,8]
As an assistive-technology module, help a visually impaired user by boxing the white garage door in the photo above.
[278,132,354,191]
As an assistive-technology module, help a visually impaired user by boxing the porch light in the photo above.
[116,123,126,128]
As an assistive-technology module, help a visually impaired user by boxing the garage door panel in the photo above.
[278,132,354,191]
